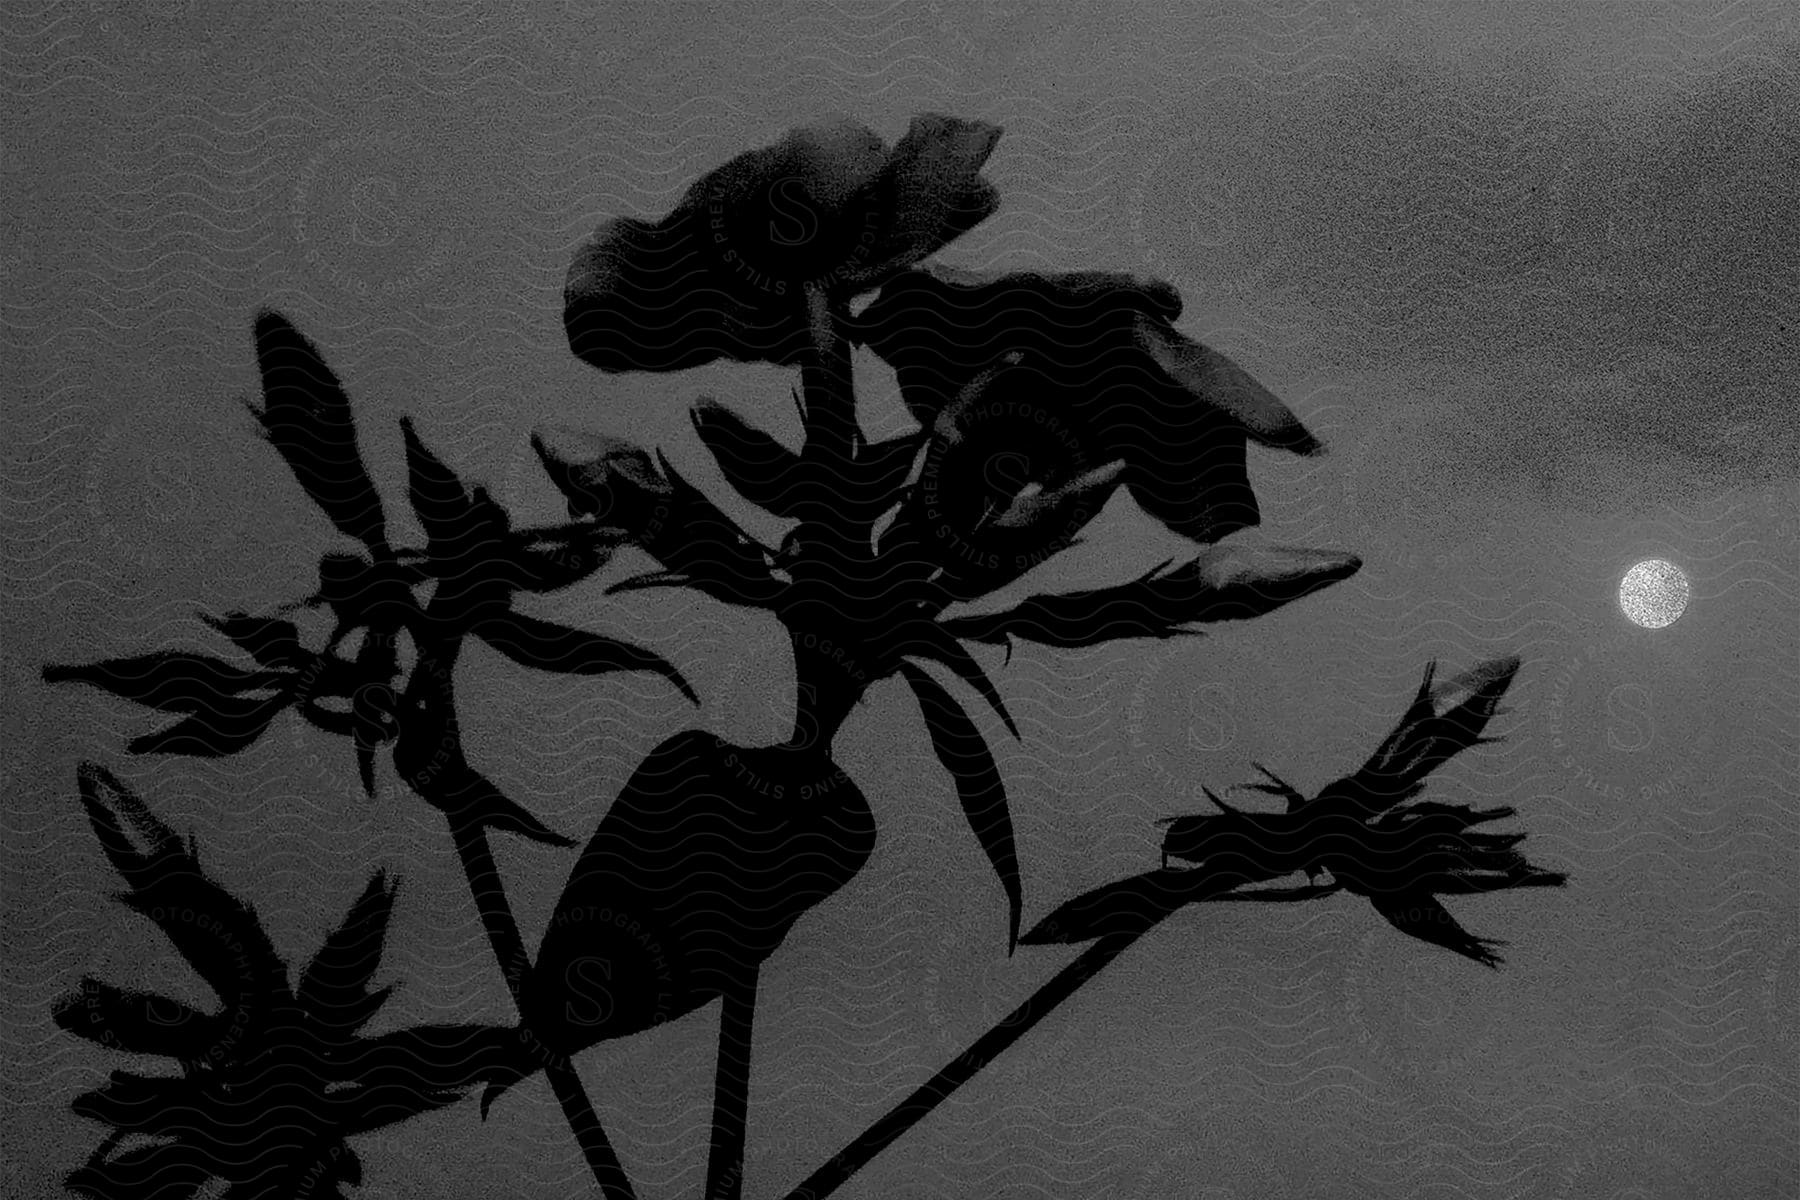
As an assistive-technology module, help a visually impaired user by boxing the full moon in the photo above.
[1618,559,1689,628]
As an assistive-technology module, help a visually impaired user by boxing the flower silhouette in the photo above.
[564,113,1002,373]
[853,263,1325,545]
[54,764,526,1200]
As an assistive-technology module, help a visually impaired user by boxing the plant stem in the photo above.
[778,924,1161,1200]
[410,627,638,1200]
[705,966,760,1200]
[782,880,1344,1199]
[448,807,639,1200]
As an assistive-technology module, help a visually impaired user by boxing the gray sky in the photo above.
[3,2,1795,1197]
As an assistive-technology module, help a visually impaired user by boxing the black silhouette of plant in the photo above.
[47,112,1570,1200]
[54,764,528,1200]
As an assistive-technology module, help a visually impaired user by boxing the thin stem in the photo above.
[447,816,533,1011]
[449,809,638,1200]
[546,1058,640,1200]
[410,628,638,1200]
[783,879,1344,1199]
[779,924,1160,1200]
[705,966,760,1200]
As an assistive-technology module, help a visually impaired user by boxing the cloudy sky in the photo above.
[3,2,1795,1197]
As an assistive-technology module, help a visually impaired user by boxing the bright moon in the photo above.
[1618,559,1689,628]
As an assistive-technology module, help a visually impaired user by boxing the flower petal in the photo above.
[856,113,1002,284]
[564,117,891,374]
[1130,313,1324,456]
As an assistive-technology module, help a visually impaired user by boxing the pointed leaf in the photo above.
[198,613,307,670]
[899,620,1018,739]
[1370,893,1507,969]
[650,451,785,605]
[44,653,285,715]
[70,1070,204,1137]
[354,740,378,797]
[53,977,219,1059]
[860,431,926,499]
[296,872,394,1035]
[250,310,387,550]
[341,1024,520,1134]
[691,400,808,517]
[77,763,183,893]
[76,764,289,1010]
[938,546,1362,649]
[400,418,498,562]
[67,1135,213,1200]
[1019,869,1200,945]
[471,610,698,704]
[1336,655,1522,816]
[126,690,291,758]
[900,661,1021,953]
[498,525,623,594]
[530,426,670,527]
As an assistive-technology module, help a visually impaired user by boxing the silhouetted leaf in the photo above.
[941,546,1363,649]
[898,619,1019,739]
[650,451,785,604]
[400,418,510,568]
[126,690,292,758]
[1369,894,1508,969]
[341,1024,527,1133]
[859,431,926,499]
[297,871,395,1044]
[1019,869,1202,945]
[471,610,698,704]
[250,310,387,550]
[60,765,532,1199]
[52,977,218,1059]
[530,426,671,528]
[353,742,378,795]
[66,1137,212,1200]
[198,613,307,670]
[499,524,624,594]
[43,652,285,714]
[1319,655,1522,819]
[74,763,288,1011]
[691,400,808,517]
[900,662,1021,953]
[417,766,577,848]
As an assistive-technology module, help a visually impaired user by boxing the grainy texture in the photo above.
[3,3,1796,1198]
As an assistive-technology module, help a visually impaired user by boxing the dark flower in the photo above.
[853,263,1325,545]
[55,764,527,1200]
[563,113,1002,373]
